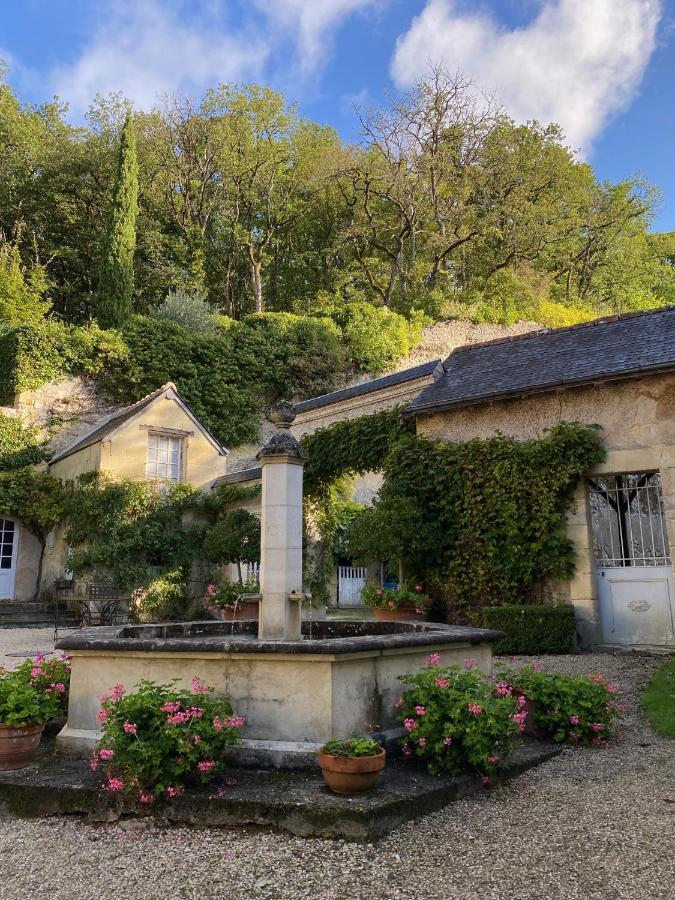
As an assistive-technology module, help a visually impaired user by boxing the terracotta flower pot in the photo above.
[374,605,426,622]
[317,747,386,794]
[0,723,44,770]
[216,599,260,621]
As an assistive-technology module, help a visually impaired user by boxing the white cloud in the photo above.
[254,0,385,72]
[51,0,268,114]
[391,0,662,153]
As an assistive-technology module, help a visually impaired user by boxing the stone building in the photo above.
[0,382,227,601]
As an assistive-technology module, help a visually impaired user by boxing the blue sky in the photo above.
[3,0,675,230]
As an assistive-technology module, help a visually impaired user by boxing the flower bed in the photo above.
[92,677,243,803]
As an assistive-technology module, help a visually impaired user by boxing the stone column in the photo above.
[256,401,308,641]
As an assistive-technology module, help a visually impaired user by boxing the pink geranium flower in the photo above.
[111,684,125,701]
[467,703,482,715]
[434,677,449,689]
[96,709,108,723]
[426,653,441,667]
[463,658,476,669]
[197,760,216,773]
[403,718,417,732]
[591,722,605,732]
[105,777,124,792]
[123,721,138,735]
[569,715,580,725]
[415,705,426,716]
[443,736,452,746]
[139,792,154,805]
[99,748,114,761]
[417,737,427,747]
[496,682,512,696]
[394,697,404,708]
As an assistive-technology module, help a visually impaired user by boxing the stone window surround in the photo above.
[143,426,191,483]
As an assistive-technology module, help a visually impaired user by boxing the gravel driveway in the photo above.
[0,630,672,900]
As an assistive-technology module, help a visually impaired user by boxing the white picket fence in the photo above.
[337,565,367,607]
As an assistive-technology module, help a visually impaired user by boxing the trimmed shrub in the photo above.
[483,604,577,655]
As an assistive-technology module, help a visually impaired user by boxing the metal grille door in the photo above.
[589,473,673,646]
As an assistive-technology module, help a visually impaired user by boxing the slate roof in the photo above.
[50,382,227,464]
[404,307,675,417]
[211,467,262,490]
[294,360,440,414]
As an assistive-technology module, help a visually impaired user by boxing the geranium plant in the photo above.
[497,664,622,746]
[204,579,260,612]
[360,581,427,611]
[396,657,522,777]
[92,677,243,803]
[322,736,382,757]
[0,655,70,727]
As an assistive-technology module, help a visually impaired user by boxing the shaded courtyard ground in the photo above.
[0,627,672,900]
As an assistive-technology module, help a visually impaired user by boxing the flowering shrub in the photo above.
[131,569,190,622]
[360,582,427,611]
[396,658,521,776]
[93,677,243,802]
[204,579,259,612]
[497,664,622,746]
[0,653,71,726]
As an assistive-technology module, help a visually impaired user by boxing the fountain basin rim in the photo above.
[56,620,503,655]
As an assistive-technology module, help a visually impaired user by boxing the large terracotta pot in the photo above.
[216,599,260,622]
[317,747,386,794]
[0,723,44,770]
[373,605,426,622]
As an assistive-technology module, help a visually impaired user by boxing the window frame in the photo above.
[146,431,186,484]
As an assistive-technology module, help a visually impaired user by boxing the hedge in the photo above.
[0,323,127,405]
[482,604,577,655]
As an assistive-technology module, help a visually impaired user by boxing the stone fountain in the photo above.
[56,403,500,768]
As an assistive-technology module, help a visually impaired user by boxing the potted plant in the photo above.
[204,579,261,621]
[0,656,69,770]
[361,582,429,621]
[317,736,386,794]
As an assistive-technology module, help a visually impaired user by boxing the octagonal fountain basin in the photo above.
[55,620,502,769]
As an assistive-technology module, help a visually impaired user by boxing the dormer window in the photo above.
[146,433,183,483]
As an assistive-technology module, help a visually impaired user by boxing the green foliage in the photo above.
[202,509,261,582]
[100,315,262,447]
[0,467,66,536]
[347,423,604,617]
[0,322,127,405]
[64,474,206,590]
[0,412,47,470]
[397,662,521,776]
[360,582,427,610]
[131,570,191,622]
[94,678,243,800]
[498,665,622,746]
[96,112,139,328]
[150,286,218,333]
[205,580,260,611]
[642,660,675,739]
[0,243,49,326]
[0,657,68,726]
[483,605,577,655]
[322,736,382,757]
[302,407,413,494]
[326,301,422,373]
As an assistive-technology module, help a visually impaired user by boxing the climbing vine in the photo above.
[302,407,413,495]
[346,423,605,617]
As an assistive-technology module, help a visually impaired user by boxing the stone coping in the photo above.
[56,619,503,655]
[0,740,561,841]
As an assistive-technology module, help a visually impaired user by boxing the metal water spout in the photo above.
[256,401,308,641]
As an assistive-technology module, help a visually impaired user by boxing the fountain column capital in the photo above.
[256,400,308,465]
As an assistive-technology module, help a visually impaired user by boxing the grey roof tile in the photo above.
[295,360,439,414]
[404,307,675,417]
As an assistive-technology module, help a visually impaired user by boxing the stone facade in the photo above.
[415,372,675,647]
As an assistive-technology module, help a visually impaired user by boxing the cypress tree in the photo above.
[96,112,138,328]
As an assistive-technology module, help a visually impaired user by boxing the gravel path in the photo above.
[0,634,672,900]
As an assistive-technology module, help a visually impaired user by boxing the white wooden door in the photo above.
[589,473,674,647]
[0,519,18,600]
[338,566,367,607]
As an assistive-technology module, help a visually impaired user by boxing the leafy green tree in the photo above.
[203,509,261,582]
[0,244,49,325]
[96,112,139,327]
[151,286,217,333]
